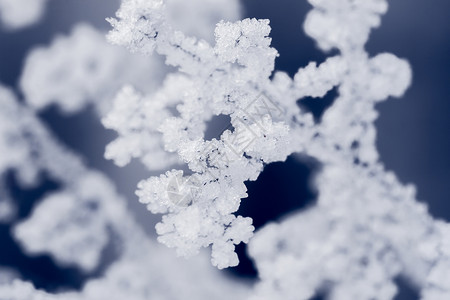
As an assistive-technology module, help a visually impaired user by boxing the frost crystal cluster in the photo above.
[0,0,449,299]
[105,0,450,298]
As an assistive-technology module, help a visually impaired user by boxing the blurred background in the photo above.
[0,0,448,298]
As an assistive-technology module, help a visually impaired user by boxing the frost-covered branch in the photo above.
[108,3,293,267]
[0,84,249,299]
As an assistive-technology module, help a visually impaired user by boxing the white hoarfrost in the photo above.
[0,0,449,299]
[102,83,181,170]
[103,0,450,298]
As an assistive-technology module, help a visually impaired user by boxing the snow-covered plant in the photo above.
[0,1,248,299]
[104,0,450,297]
[0,83,249,299]
[20,23,165,115]
[0,0,449,299]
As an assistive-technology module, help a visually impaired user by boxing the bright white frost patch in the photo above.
[102,84,181,170]
[105,0,450,298]
[0,0,48,29]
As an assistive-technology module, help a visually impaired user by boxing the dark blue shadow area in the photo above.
[298,87,338,123]
[0,171,119,292]
[367,0,450,221]
[0,224,86,292]
[38,105,116,172]
[242,0,335,77]
[4,171,60,220]
[204,114,233,141]
[394,276,419,300]
[0,224,120,292]
[226,154,319,278]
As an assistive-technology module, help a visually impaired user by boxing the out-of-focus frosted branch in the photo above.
[104,0,450,298]
[20,24,166,115]
[0,0,48,30]
[0,84,250,299]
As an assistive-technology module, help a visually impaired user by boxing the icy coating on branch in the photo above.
[105,0,450,298]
